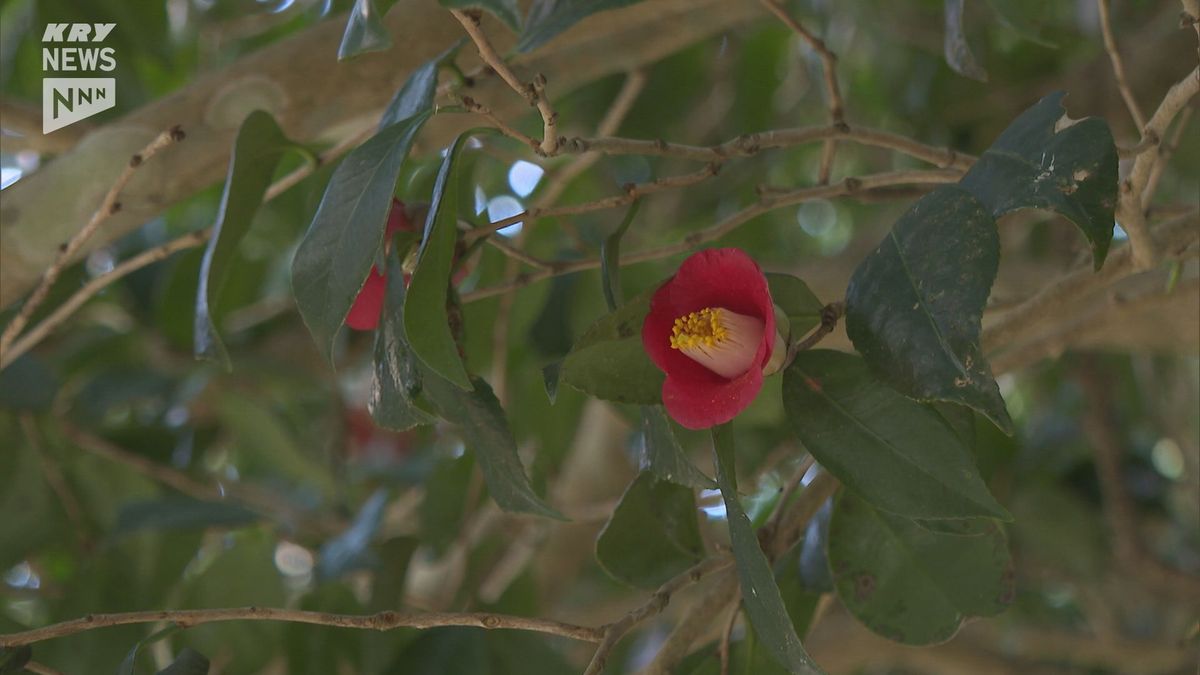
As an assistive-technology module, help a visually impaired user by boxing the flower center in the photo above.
[669,307,763,378]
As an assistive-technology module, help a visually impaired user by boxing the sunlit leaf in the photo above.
[338,0,396,60]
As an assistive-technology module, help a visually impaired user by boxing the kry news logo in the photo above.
[42,23,117,134]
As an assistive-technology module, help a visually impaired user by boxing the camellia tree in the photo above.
[0,0,1197,673]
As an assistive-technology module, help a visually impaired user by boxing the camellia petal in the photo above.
[345,266,387,331]
[641,248,778,429]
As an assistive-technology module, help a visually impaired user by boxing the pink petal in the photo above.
[345,267,387,331]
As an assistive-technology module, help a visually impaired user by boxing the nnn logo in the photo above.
[42,23,117,134]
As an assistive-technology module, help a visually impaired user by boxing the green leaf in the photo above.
[783,351,1010,521]
[156,648,210,675]
[293,112,432,362]
[711,424,824,675]
[828,491,1014,645]
[421,372,563,519]
[596,472,704,588]
[114,497,261,535]
[404,132,473,390]
[959,91,1118,268]
[195,110,296,366]
[439,0,521,32]
[0,646,31,675]
[943,0,988,82]
[765,273,823,342]
[214,391,335,494]
[338,0,396,60]
[418,454,475,555]
[369,258,438,430]
[0,353,58,411]
[640,405,714,489]
[517,0,646,53]
[845,185,1012,432]
[774,544,824,638]
[559,288,663,404]
[318,489,390,580]
[118,625,182,675]
[601,202,640,311]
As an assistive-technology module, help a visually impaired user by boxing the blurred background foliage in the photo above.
[0,0,1197,672]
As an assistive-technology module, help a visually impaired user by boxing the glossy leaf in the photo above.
[765,273,823,342]
[439,0,521,32]
[421,372,562,519]
[959,90,1118,268]
[712,424,824,675]
[601,201,640,311]
[828,491,1014,645]
[292,113,431,362]
[596,471,704,588]
[783,351,1009,520]
[640,405,714,489]
[517,0,645,53]
[195,111,297,366]
[114,497,261,535]
[845,185,1012,432]
[156,648,210,675]
[943,0,988,81]
[404,132,473,390]
[338,0,395,60]
[369,258,437,430]
[559,288,663,404]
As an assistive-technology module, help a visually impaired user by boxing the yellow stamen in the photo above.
[668,306,764,378]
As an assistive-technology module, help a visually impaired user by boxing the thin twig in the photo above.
[20,414,89,550]
[583,556,734,675]
[717,596,740,675]
[785,301,846,365]
[0,127,184,363]
[22,662,65,675]
[1097,0,1147,130]
[1142,104,1193,204]
[461,94,542,152]
[760,0,845,183]
[462,169,963,302]
[0,606,601,647]
[450,10,559,154]
[770,470,841,558]
[765,454,816,543]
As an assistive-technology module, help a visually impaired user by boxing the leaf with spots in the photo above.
[960,90,1118,269]
[782,350,1009,521]
[845,185,1012,432]
[828,491,1014,645]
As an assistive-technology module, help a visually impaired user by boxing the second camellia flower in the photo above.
[642,248,785,429]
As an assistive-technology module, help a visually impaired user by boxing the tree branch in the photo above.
[1096,0,1148,129]
[0,607,601,648]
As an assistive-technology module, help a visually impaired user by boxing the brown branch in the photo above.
[1097,0,1147,129]
[22,662,65,675]
[770,470,841,558]
[759,0,845,183]
[0,606,601,647]
[0,127,184,365]
[583,556,734,675]
[460,94,542,152]
[450,10,559,155]
[784,301,846,365]
[461,169,963,302]
[1142,104,1193,205]
[717,594,741,675]
[638,573,741,675]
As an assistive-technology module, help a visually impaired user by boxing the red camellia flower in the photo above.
[345,199,417,331]
[642,248,784,429]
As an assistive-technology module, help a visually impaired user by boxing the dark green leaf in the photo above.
[370,259,438,430]
[292,112,432,362]
[845,185,1012,432]
[528,276,577,358]
[422,372,563,519]
[912,517,995,537]
[195,110,296,366]
[775,544,824,638]
[797,499,833,593]
[517,0,646,53]
[0,646,31,674]
[541,361,562,404]
[379,43,461,128]
[765,273,823,342]
[596,472,703,588]
[982,0,1058,47]
[560,288,663,404]
[338,0,396,60]
[943,0,988,81]
[404,132,473,390]
[114,497,261,535]
[640,406,714,489]
[959,91,1118,268]
[156,648,209,675]
[215,391,335,493]
[828,491,1014,645]
[601,201,640,311]
[783,351,1010,520]
[0,353,58,411]
[418,454,475,555]
[118,625,182,675]
[439,0,521,32]
[318,489,390,579]
[711,424,824,675]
